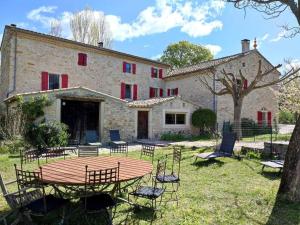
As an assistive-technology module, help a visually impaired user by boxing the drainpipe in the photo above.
[213,73,218,131]
[7,26,17,97]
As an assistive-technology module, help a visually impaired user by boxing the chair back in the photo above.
[110,129,121,142]
[78,146,99,157]
[45,147,66,162]
[172,146,182,177]
[140,144,155,162]
[219,132,236,155]
[110,144,128,156]
[155,159,167,187]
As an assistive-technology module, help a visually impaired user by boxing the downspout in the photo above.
[213,73,218,131]
[7,29,17,97]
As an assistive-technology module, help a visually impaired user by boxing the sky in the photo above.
[0,0,299,69]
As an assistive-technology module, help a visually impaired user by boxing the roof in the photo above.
[2,25,169,68]
[127,96,177,108]
[4,86,127,103]
[165,50,254,78]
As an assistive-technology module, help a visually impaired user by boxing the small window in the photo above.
[153,68,158,78]
[153,88,159,97]
[242,62,246,67]
[126,63,131,73]
[165,113,186,125]
[49,74,60,90]
[125,84,132,99]
[171,89,177,96]
[78,53,87,66]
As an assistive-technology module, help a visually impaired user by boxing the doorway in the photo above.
[61,100,100,144]
[137,111,149,139]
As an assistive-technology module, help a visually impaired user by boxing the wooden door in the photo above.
[137,111,149,139]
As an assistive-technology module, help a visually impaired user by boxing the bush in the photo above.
[192,108,216,135]
[0,137,28,154]
[160,132,187,141]
[279,110,296,124]
[25,121,69,149]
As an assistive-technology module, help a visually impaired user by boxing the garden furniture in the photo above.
[81,163,120,224]
[78,146,99,157]
[109,129,128,156]
[13,165,70,224]
[140,144,155,163]
[194,132,236,161]
[261,160,284,172]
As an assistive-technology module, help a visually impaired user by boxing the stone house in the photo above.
[0,25,279,144]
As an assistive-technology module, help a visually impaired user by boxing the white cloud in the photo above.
[151,53,162,60]
[270,30,286,42]
[26,0,225,42]
[204,44,222,56]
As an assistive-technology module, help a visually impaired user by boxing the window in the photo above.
[149,87,160,98]
[126,63,131,73]
[78,53,87,66]
[168,88,178,96]
[123,62,136,74]
[151,67,163,78]
[152,68,158,78]
[125,84,132,99]
[49,74,60,90]
[165,113,186,125]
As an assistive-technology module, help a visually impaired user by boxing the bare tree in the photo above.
[199,60,300,140]
[70,7,112,48]
[227,0,300,37]
[49,19,63,37]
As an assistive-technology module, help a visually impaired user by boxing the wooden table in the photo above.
[40,156,153,186]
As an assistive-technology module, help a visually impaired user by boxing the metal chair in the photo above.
[14,164,69,223]
[109,130,128,156]
[82,163,120,225]
[20,148,40,166]
[78,146,99,157]
[45,147,67,162]
[156,146,182,205]
[140,144,155,163]
[128,159,165,210]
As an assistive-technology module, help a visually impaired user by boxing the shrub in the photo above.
[192,108,216,135]
[160,132,186,141]
[25,121,69,149]
[279,110,296,124]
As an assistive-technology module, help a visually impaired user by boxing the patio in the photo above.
[1,146,299,225]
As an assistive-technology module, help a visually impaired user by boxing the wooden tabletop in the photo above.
[40,156,153,186]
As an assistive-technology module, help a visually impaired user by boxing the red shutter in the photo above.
[151,67,154,78]
[121,83,126,99]
[132,64,136,74]
[78,53,82,65]
[175,88,179,96]
[257,111,263,126]
[61,74,68,88]
[267,111,272,127]
[243,79,248,89]
[149,87,154,98]
[123,62,127,73]
[167,89,170,96]
[159,69,163,79]
[160,88,163,97]
[133,84,138,100]
[83,54,87,66]
[41,72,49,91]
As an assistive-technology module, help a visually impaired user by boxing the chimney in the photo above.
[10,24,17,27]
[241,39,250,53]
[98,42,103,47]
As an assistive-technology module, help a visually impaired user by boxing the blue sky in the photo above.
[1,0,299,68]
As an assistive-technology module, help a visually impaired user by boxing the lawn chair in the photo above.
[78,146,99,157]
[140,144,155,163]
[45,147,67,162]
[128,159,165,210]
[261,160,284,172]
[194,132,236,162]
[155,146,181,205]
[13,164,70,224]
[109,130,128,156]
[81,163,120,224]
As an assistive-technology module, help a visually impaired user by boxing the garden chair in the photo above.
[261,160,284,172]
[81,163,120,225]
[78,146,99,157]
[140,144,155,163]
[194,132,236,161]
[45,147,67,162]
[68,139,80,154]
[13,164,70,224]
[155,146,181,205]
[20,148,40,166]
[128,159,165,210]
[109,130,128,156]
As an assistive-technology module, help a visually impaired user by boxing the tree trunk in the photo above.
[233,99,243,140]
[277,116,300,202]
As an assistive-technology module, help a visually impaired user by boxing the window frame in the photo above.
[48,73,60,90]
[125,63,132,73]
[125,84,132,99]
[164,112,187,126]
[153,68,158,78]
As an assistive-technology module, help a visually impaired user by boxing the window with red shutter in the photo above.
[41,72,49,91]
[167,89,170,96]
[61,74,68,88]
[257,111,263,126]
[123,62,127,73]
[78,53,87,66]
[175,88,179,96]
[132,64,136,74]
[121,83,126,99]
[159,69,163,79]
[160,88,163,97]
[267,111,272,127]
[133,84,138,100]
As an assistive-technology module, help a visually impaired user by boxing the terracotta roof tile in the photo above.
[127,96,177,108]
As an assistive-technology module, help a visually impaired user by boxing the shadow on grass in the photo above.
[260,171,281,180]
[266,196,300,225]
[8,155,21,159]
[121,206,156,224]
[193,158,225,168]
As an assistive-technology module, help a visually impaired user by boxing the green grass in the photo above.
[1,148,300,225]
[241,133,292,142]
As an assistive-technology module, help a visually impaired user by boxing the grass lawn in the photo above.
[1,147,300,225]
[241,133,292,142]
